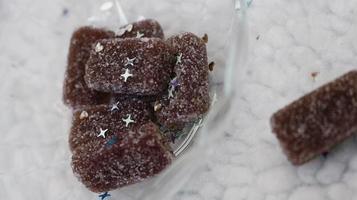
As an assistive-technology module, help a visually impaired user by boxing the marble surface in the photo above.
[1,0,357,200]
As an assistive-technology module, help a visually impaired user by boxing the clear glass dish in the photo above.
[0,0,247,199]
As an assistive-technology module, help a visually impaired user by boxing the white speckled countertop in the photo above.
[1,0,357,200]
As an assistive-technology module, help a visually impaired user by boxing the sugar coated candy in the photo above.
[155,32,210,129]
[85,38,175,95]
[63,27,114,109]
[271,71,357,165]
[69,99,151,153]
[116,19,164,39]
[72,122,173,193]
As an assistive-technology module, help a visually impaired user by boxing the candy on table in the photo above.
[69,99,152,153]
[85,38,175,95]
[63,27,114,109]
[71,119,173,192]
[271,71,357,165]
[116,19,164,39]
[155,32,210,130]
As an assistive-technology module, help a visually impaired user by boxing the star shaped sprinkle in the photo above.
[98,192,111,200]
[95,42,104,52]
[167,77,179,99]
[136,31,144,38]
[124,57,135,67]
[176,53,182,64]
[97,128,108,138]
[170,132,178,143]
[170,77,179,88]
[122,114,134,127]
[168,86,175,99]
[121,68,133,82]
[110,101,120,112]
[105,136,118,148]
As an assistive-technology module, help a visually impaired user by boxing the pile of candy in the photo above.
[63,19,210,192]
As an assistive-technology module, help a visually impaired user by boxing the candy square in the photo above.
[71,122,172,193]
[85,38,175,95]
[155,32,210,129]
[271,71,357,165]
[63,26,114,109]
[69,99,152,153]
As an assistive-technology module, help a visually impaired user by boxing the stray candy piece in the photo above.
[154,102,162,111]
[271,71,357,165]
[116,19,164,39]
[202,33,208,43]
[311,71,319,81]
[155,32,210,129]
[79,110,89,119]
[208,61,215,71]
[63,27,114,109]
[69,99,151,153]
[85,38,175,95]
[71,122,173,193]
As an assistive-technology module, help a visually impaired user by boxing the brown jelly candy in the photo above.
[116,19,164,39]
[69,99,152,153]
[70,104,172,192]
[85,38,175,95]
[271,71,357,165]
[155,32,210,129]
[63,20,164,109]
[63,26,114,109]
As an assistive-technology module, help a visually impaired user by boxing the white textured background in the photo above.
[1,0,357,200]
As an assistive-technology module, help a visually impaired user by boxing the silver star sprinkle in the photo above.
[136,31,144,38]
[97,128,108,138]
[124,57,135,67]
[170,77,179,87]
[168,86,175,99]
[122,114,134,127]
[121,68,133,82]
[110,101,120,111]
[95,42,104,52]
[176,53,182,64]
